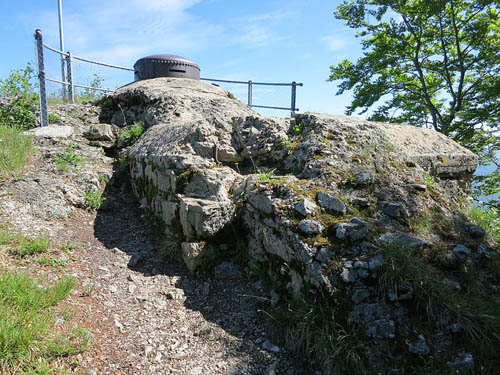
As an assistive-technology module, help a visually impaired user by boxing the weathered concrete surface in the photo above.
[104,77,498,370]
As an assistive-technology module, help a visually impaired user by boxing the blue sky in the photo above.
[0,0,363,116]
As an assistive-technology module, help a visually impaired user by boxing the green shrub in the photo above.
[0,63,38,130]
[0,125,33,180]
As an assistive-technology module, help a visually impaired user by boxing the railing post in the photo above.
[291,81,297,118]
[34,29,48,127]
[248,80,253,106]
[66,52,75,103]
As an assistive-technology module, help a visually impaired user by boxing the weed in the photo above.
[422,173,436,187]
[0,272,81,373]
[54,143,84,171]
[80,285,94,297]
[465,205,500,246]
[119,121,144,147]
[84,190,106,210]
[265,295,373,374]
[288,121,304,136]
[77,73,105,102]
[98,174,109,184]
[61,240,79,252]
[379,243,500,347]
[37,256,67,267]
[10,235,50,257]
[0,125,33,180]
[257,168,276,182]
[0,224,13,245]
[409,212,433,233]
[48,113,60,124]
[117,155,129,169]
[159,228,183,260]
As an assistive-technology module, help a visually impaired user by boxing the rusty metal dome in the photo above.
[133,54,200,81]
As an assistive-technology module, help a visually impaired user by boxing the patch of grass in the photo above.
[48,113,60,124]
[9,235,50,257]
[0,125,33,180]
[380,244,500,348]
[0,272,85,373]
[409,212,433,233]
[61,240,79,252]
[265,295,374,374]
[37,256,67,267]
[119,121,144,147]
[54,143,84,172]
[0,224,14,245]
[159,228,183,260]
[84,190,106,210]
[466,205,500,246]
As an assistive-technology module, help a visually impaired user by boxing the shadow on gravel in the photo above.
[93,164,301,374]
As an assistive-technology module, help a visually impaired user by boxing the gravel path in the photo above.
[0,107,305,374]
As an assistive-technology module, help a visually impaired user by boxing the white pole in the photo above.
[58,0,66,99]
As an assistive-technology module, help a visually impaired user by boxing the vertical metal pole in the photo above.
[291,81,297,118]
[35,29,49,127]
[247,80,253,106]
[58,0,67,100]
[66,52,75,103]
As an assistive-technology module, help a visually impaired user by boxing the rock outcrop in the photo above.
[103,77,500,372]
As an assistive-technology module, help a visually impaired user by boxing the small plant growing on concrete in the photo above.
[84,190,105,210]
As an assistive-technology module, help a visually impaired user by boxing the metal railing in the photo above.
[35,28,303,127]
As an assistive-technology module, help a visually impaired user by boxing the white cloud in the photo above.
[133,0,201,11]
[26,0,210,63]
[323,36,347,51]
[229,10,295,48]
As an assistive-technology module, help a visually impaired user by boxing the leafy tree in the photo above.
[329,0,500,208]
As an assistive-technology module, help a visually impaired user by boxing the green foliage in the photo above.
[266,295,373,374]
[257,168,276,182]
[0,124,33,180]
[0,272,84,373]
[466,205,500,246]
[84,190,106,210]
[380,243,500,348]
[330,1,500,207]
[10,236,50,257]
[77,73,105,102]
[159,228,183,260]
[48,113,60,124]
[61,240,79,252]
[0,63,38,130]
[37,256,67,267]
[119,122,144,147]
[288,121,304,136]
[54,143,84,171]
[117,155,129,170]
